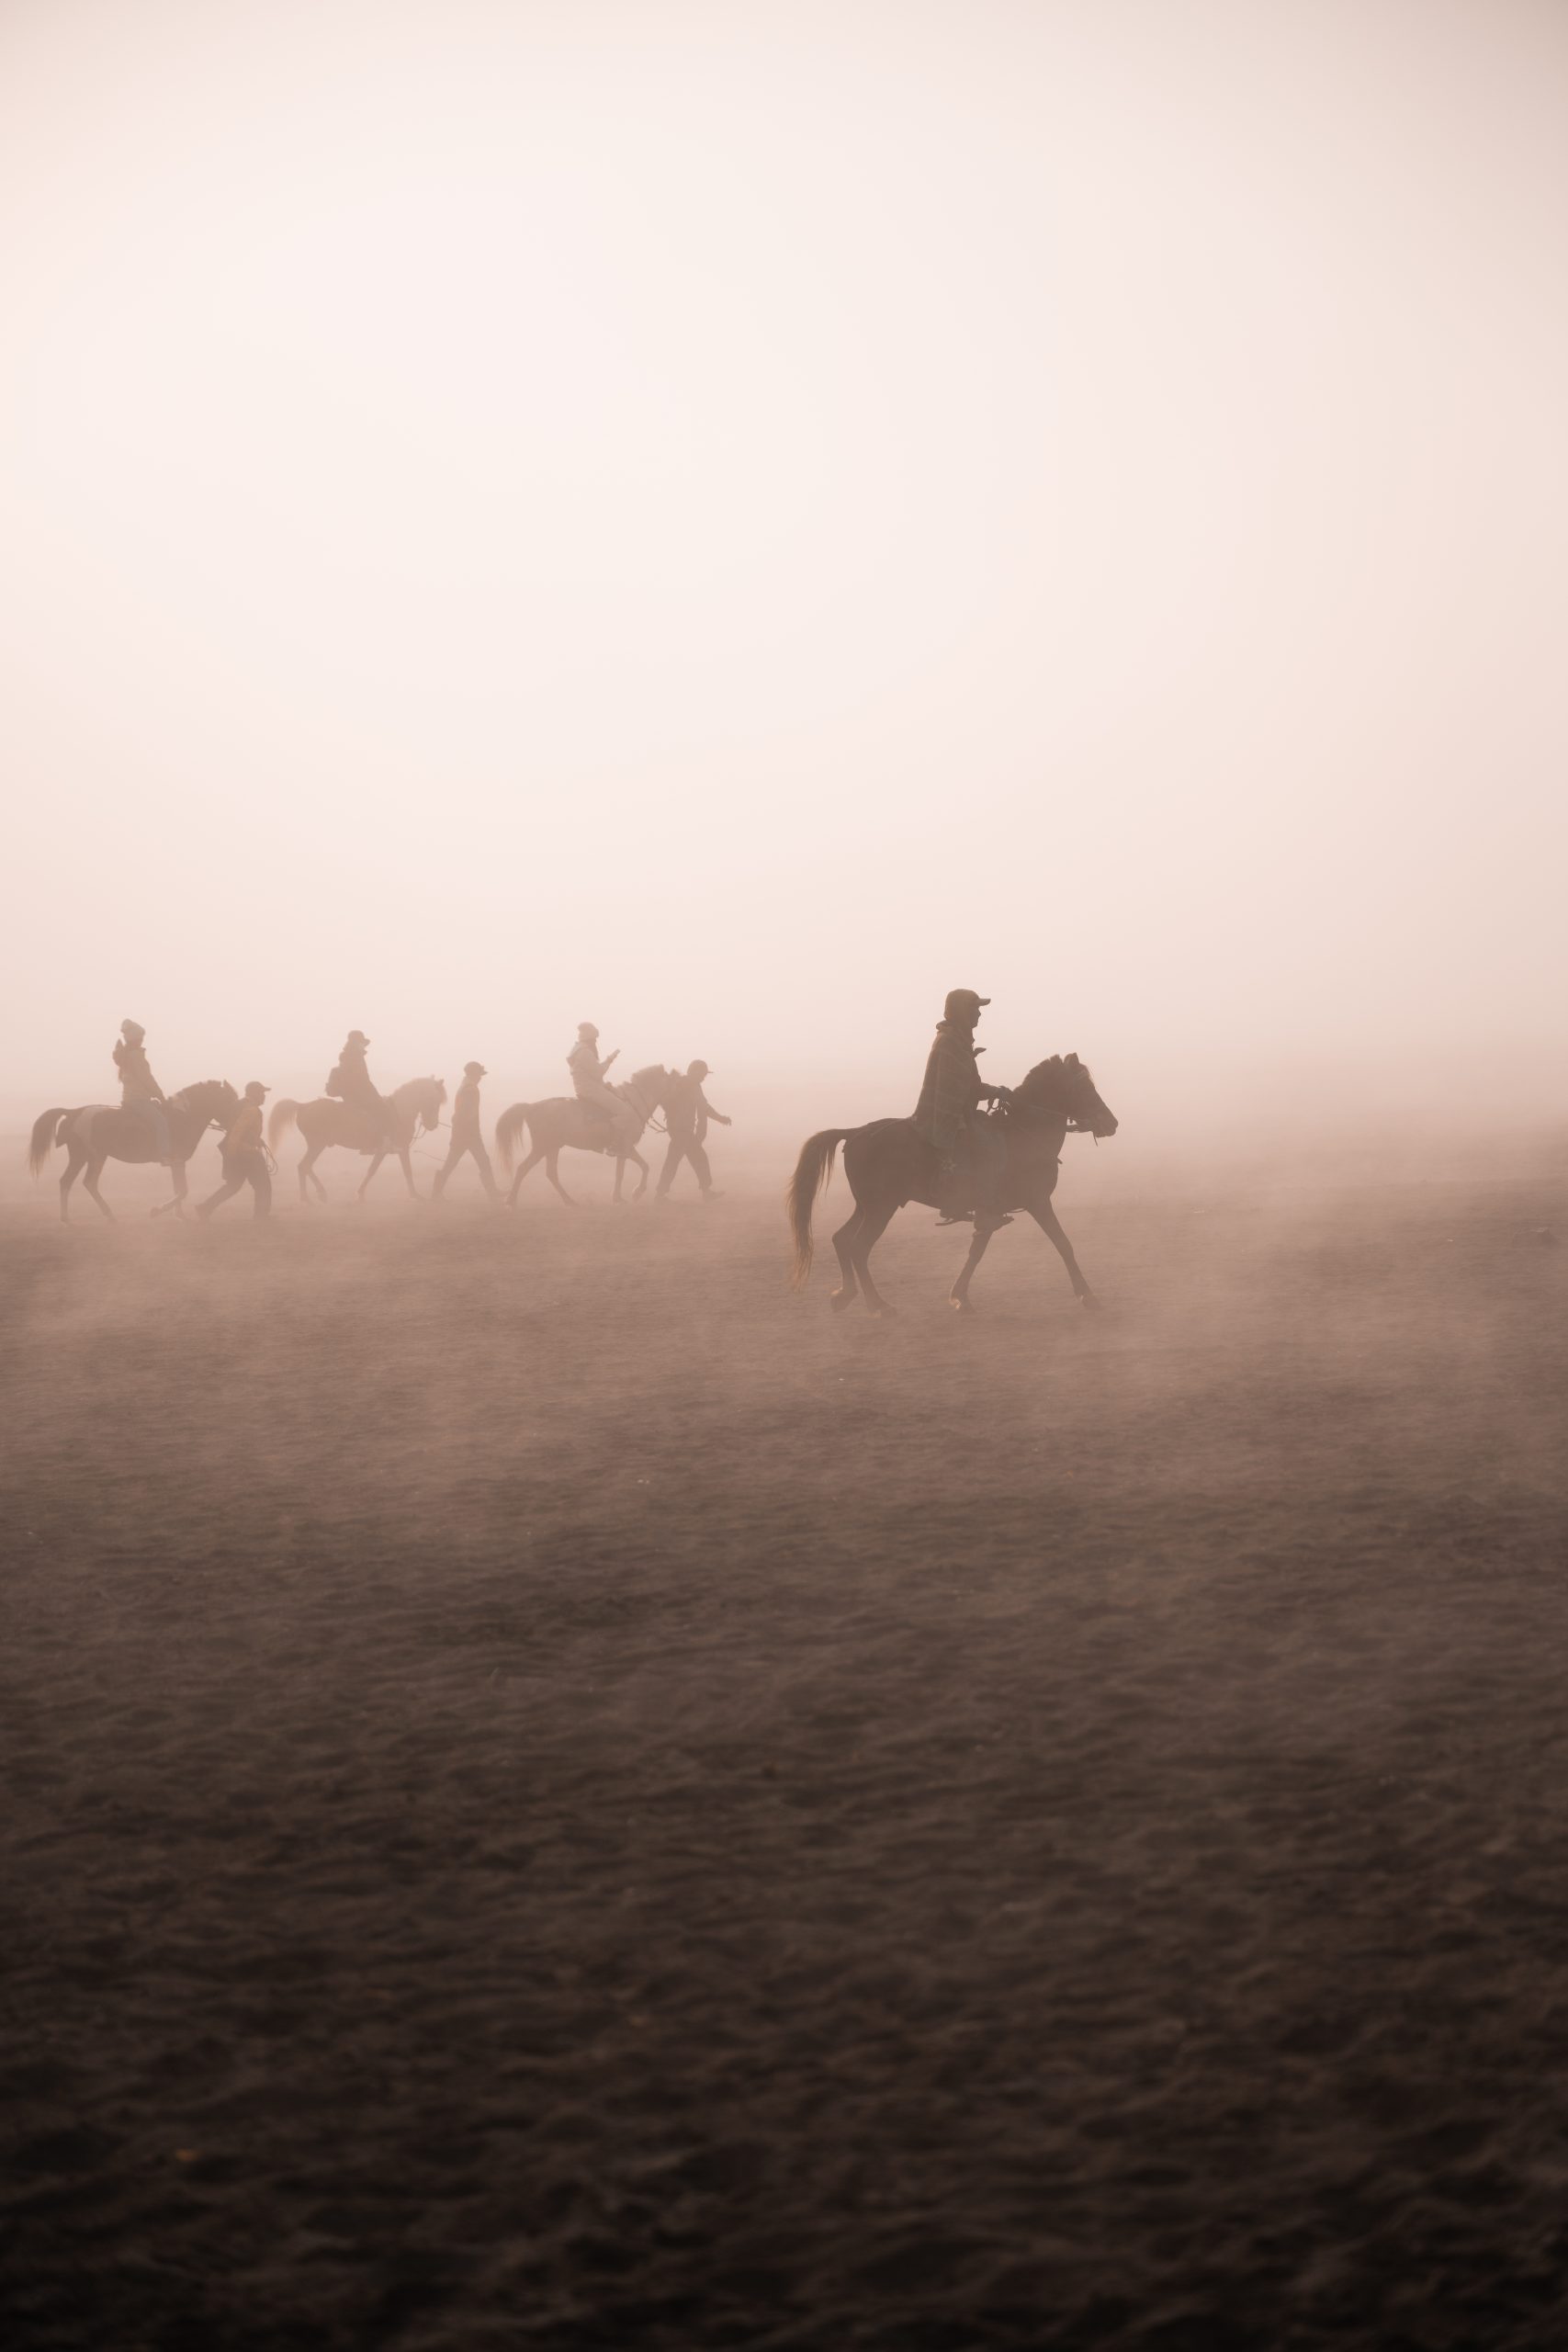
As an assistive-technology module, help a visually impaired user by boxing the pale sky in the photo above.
[3,0,1565,1130]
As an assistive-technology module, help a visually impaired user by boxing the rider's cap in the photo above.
[578,1022,599,1037]
[243,1081,269,1100]
[464,1060,487,1077]
[944,989,990,1022]
[120,1019,145,1042]
[346,1030,370,1046]
[687,1059,710,1079]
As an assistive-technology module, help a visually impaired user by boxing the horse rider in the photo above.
[326,1029,398,1145]
[197,1082,273,1219]
[655,1059,731,1200]
[432,1061,501,1204]
[914,989,1011,1232]
[568,1023,639,1156]
[113,1019,173,1165]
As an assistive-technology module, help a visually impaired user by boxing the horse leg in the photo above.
[399,1148,419,1201]
[829,1209,863,1310]
[59,1148,85,1224]
[1030,1200,1097,1307]
[950,1222,997,1314]
[612,1155,626,1204]
[853,1204,899,1317]
[546,1153,575,1206]
[506,1148,540,1206]
[628,1148,649,1202]
[358,1149,385,1201]
[83,1154,115,1221]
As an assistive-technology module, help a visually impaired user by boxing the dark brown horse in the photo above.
[496,1066,674,1204]
[788,1054,1118,1317]
[28,1080,241,1222]
[267,1077,446,1203]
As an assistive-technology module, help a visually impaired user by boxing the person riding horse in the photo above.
[325,1030,398,1147]
[568,1023,639,1156]
[113,1020,172,1165]
[914,989,1011,1233]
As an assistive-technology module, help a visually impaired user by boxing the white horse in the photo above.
[495,1065,674,1204]
[268,1076,447,1203]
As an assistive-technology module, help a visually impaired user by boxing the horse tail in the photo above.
[28,1109,70,1177]
[787,1129,851,1290]
[495,1102,532,1175]
[267,1100,300,1149]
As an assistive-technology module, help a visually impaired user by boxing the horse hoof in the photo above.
[829,1289,852,1312]
[1078,1292,1100,1311]
[950,1295,974,1316]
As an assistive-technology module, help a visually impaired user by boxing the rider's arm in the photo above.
[600,1049,620,1076]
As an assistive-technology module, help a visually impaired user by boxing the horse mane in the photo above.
[391,1075,446,1104]
[1017,1054,1092,1100]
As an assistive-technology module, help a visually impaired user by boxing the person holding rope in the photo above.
[197,1082,275,1219]
[655,1059,731,1200]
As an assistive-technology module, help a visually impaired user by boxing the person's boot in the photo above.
[933,1157,971,1226]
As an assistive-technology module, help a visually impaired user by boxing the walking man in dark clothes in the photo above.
[196,1082,274,1219]
[432,1061,501,1204]
[655,1060,731,1200]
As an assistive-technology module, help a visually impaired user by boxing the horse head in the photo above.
[173,1079,242,1129]
[1016,1054,1118,1139]
[396,1076,447,1135]
[623,1065,672,1114]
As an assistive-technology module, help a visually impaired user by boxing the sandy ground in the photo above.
[4,1140,1568,2348]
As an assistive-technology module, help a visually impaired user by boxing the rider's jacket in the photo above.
[222,1102,265,1157]
[451,1077,482,1141]
[665,1074,722,1142]
[568,1040,613,1098]
[913,1021,987,1156]
[114,1038,164,1105]
[329,1043,378,1104]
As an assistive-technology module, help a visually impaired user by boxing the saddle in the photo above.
[931,1109,1014,1231]
[577,1102,622,1152]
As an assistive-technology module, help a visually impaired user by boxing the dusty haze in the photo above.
[3,0,1566,1134]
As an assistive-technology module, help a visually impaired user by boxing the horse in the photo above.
[28,1080,241,1222]
[267,1076,447,1203]
[787,1054,1119,1317]
[495,1066,674,1205]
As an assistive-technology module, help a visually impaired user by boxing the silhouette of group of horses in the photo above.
[28,1049,1118,1317]
[28,1062,682,1219]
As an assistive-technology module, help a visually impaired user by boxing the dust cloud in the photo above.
[6,1125,1568,2345]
